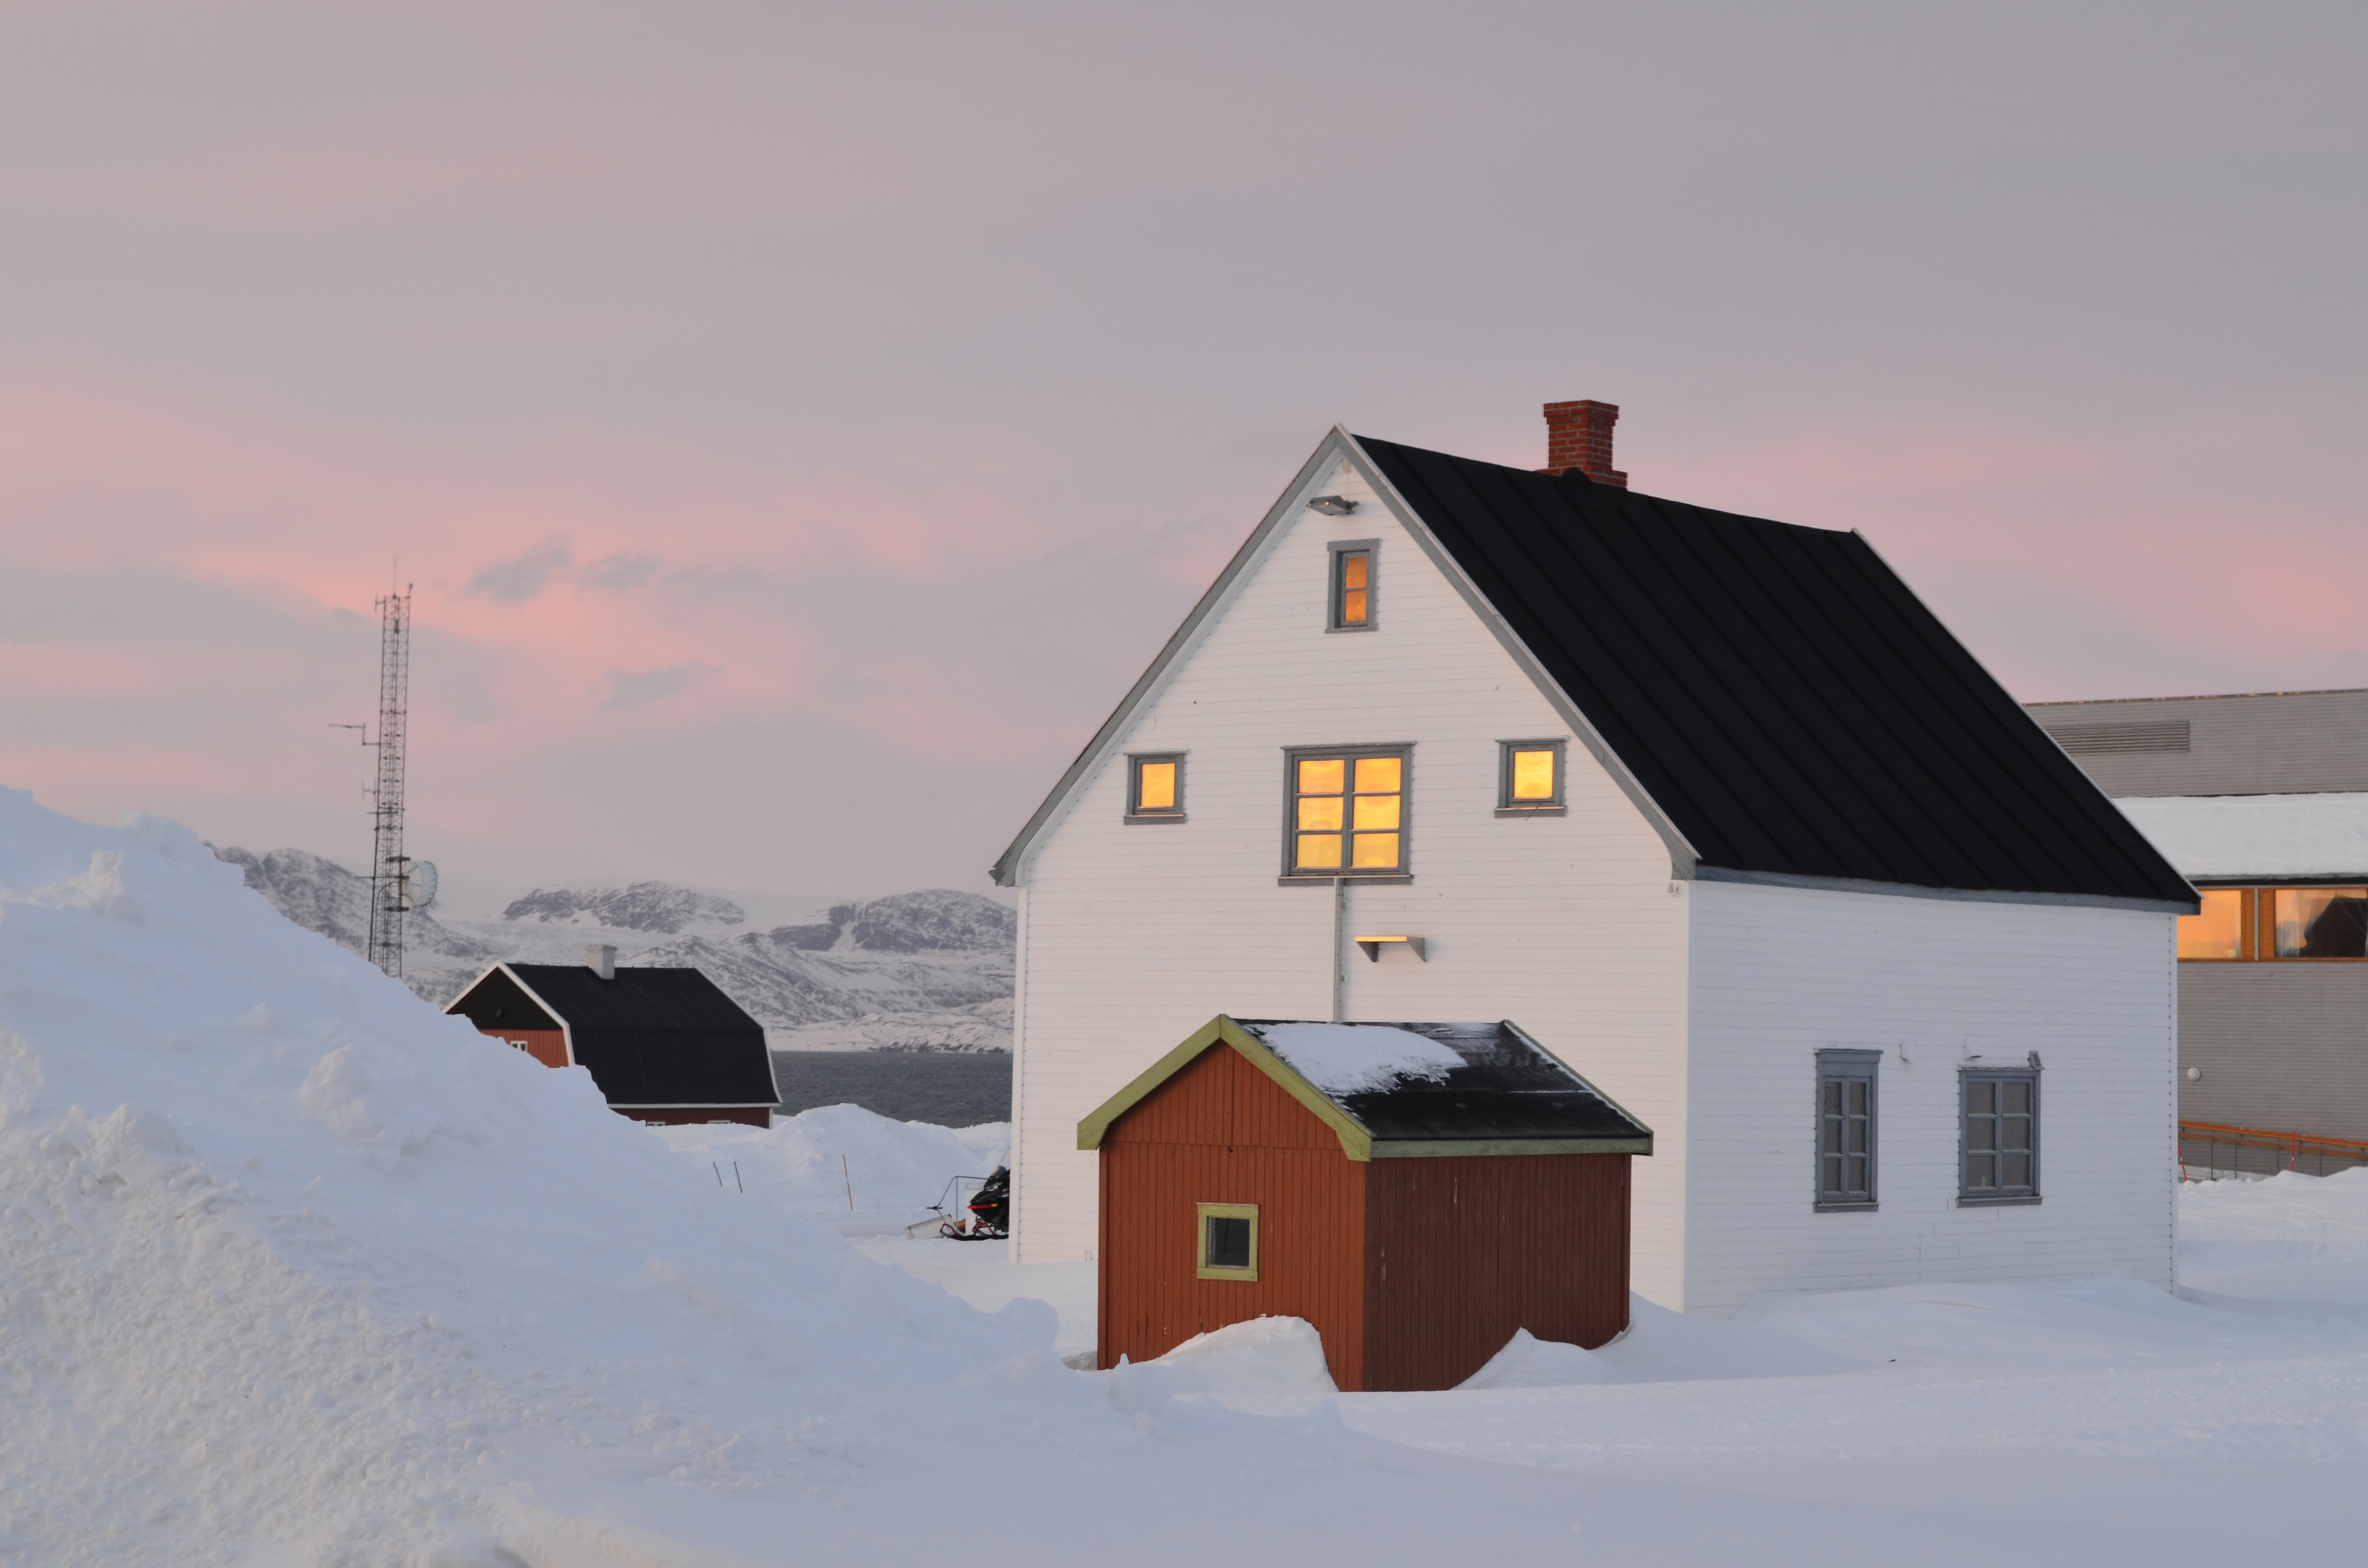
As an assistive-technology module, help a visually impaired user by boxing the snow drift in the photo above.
[0,788,1051,1565]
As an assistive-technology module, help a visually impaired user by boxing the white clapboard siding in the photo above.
[1008,457,1693,1301]
[1683,879,2178,1313]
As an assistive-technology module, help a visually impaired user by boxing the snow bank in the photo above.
[1257,1022,1464,1095]
[0,787,1051,1565]
[2178,1166,2368,1306]
[652,1104,1009,1218]
[1143,1315,1338,1395]
[2118,791,2368,878]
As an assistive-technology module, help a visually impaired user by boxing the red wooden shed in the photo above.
[445,946,779,1127]
[1078,1015,1652,1392]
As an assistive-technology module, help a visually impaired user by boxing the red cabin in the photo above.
[446,946,779,1127]
[1079,1015,1651,1392]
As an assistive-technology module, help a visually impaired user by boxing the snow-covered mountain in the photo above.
[210,849,1016,1051]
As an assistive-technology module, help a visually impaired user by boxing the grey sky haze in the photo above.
[2,2,2362,898]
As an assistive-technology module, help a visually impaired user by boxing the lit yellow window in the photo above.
[1499,740,1565,810]
[1127,755,1184,819]
[1515,750,1554,798]
[1332,547,1374,629]
[1292,752,1404,873]
[2177,889,2245,960]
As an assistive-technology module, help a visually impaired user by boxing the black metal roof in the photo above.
[1358,436,2196,907]
[447,964,778,1108]
[1233,1020,1651,1147]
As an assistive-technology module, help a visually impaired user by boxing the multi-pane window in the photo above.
[1286,748,1407,875]
[2176,885,2368,961]
[2178,888,2245,959]
[1329,542,1377,630]
[1815,1050,1879,1209]
[1196,1203,1258,1281]
[2274,887,2368,958]
[1961,1070,2040,1202]
[1498,739,1566,812]
[1125,753,1184,821]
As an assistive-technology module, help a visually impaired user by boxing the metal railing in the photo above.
[2179,1119,2368,1180]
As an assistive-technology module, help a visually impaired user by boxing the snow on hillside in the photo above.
[213,846,1016,1051]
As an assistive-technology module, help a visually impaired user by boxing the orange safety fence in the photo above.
[2178,1119,2368,1179]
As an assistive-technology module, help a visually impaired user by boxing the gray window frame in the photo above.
[1815,1049,1880,1212]
[1959,1065,2042,1206]
[1327,539,1379,633]
[1279,743,1414,883]
[1496,738,1569,815]
[1124,752,1186,823]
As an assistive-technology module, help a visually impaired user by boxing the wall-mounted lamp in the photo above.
[1355,934,1426,962]
[1307,495,1357,515]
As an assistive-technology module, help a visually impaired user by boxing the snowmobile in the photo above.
[914,1166,1010,1240]
[950,1166,1009,1240]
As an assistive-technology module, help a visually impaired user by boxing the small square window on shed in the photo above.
[1125,753,1185,822]
[1816,1050,1879,1210]
[1196,1202,1258,1281]
[1497,739,1567,814]
[1329,541,1377,631]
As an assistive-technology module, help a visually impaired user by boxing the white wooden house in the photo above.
[994,402,2196,1314]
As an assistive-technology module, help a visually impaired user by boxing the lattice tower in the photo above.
[365,587,413,976]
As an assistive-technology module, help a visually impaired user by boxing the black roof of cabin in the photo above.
[1357,437,2195,908]
[447,963,778,1108]
[1233,1020,1651,1146]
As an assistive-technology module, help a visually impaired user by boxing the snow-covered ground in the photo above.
[8,785,2368,1566]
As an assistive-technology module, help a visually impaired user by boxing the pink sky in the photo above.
[1,2,2362,900]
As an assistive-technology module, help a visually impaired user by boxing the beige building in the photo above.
[2027,689,2368,1170]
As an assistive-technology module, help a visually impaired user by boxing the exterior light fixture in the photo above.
[1307,495,1357,515]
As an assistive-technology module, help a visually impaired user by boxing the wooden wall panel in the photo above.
[1100,1047,1367,1385]
[478,1027,568,1071]
[1362,1153,1630,1392]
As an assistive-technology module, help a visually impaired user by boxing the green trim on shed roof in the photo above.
[1077,1015,1657,1163]
[1076,1015,1377,1162]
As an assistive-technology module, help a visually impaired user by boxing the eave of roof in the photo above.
[1075,1015,1654,1162]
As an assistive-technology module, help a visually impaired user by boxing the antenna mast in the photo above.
[365,586,413,977]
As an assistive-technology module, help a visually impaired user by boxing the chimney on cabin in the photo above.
[587,943,616,980]
[1540,400,1628,488]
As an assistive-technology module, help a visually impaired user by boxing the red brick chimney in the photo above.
[1540,400,1627,488]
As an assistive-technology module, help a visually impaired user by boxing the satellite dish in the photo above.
[409,860,438,912]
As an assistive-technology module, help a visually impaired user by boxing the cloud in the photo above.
[581,551,661,590]
[598,662,716,711]
[467,538,572,602]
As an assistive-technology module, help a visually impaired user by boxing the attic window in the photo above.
[1497,739,1567,814]
[1328,541,1377,631]
[1126,753,1185,823]
[1285,747,1409,877]
[1196,1203,1258,1281]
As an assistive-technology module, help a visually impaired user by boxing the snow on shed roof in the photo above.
[2116,792,2368,881]
[1076,1016,1652,1161]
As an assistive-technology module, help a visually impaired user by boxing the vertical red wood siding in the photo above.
[477,1027,568,1070]
[1361,1152,1630,1391]
[1098,1046,1369,1386]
